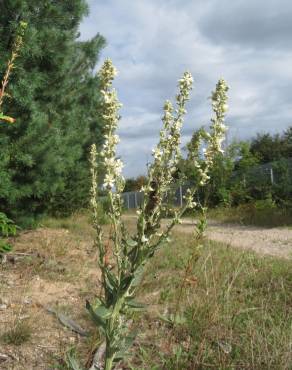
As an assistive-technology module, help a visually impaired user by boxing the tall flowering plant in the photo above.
[82,59,229,370]
[188,78,229,187]
[173,79,229,321]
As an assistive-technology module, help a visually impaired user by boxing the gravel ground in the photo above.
[179,219,292,259]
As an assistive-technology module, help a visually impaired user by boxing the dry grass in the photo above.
[128,231,292,369]
[0,212,106,369]
[0,212,291,369]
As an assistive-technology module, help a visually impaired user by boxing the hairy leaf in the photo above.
[86,300,106,331]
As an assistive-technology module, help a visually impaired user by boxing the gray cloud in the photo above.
[80,0,292,177]
[198,0,292,50]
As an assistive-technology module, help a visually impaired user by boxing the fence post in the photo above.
[134,192,137,208]
[179,185,183,207]
[270,168,274,185]
[127,193,130,209]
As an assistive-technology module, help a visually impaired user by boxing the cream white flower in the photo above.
[141,235,149,243]
[115,159,124,175]
[152,148,163,160]
[104,174,115,189]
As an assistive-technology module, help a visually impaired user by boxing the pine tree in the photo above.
[0,0,105,222]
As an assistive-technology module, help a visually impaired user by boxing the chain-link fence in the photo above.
[232,158,292,187]
[121,158,292,209]
[121,183,192,210]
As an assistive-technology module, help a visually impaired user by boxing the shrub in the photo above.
[0,211,18,254]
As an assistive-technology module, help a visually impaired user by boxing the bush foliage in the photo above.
[178,128,292,222]
[0,0,105,223]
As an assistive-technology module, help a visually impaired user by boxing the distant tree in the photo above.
[234,141,260,172]
[250,133,283,163]
[281,126,292,158]
[0,0,106,221]
[124,178,136,192]
[135,175,147,190]
[183,126,292,208]
[124,175,147,192]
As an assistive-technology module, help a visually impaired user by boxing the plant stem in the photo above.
[104,286,129,369]
[104,355,114,370]
[173,208,206,320]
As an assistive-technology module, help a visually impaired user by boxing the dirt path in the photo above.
[124,214,292,258]
[177,218,292,259]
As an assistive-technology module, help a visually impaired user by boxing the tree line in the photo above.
[126,128,292,209]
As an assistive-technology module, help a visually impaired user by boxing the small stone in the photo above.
[0,304,7,310]
[0,353,8,362]
[23,298,32,305]
[218,341,232,354]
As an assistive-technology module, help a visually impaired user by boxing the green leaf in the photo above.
[104,268,118,291]
[121,274,132,290]
[86,300,106,331]
[131,265,144,287]
[0,212,17,237]
[126,238,138,247]
[93,304,112,319]
[0,241,12,254]
[125,297,146,311]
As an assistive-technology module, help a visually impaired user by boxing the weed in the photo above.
[2,320,32,346]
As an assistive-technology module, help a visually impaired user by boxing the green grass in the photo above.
[2,321,32,346]
[207,204,292,228]
[41,206,108,232]
[127,232,292,369]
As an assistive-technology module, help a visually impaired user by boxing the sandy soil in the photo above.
[0,227,100,370]
[177,218,292,259]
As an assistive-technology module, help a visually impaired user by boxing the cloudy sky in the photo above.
[80,0,292,177]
